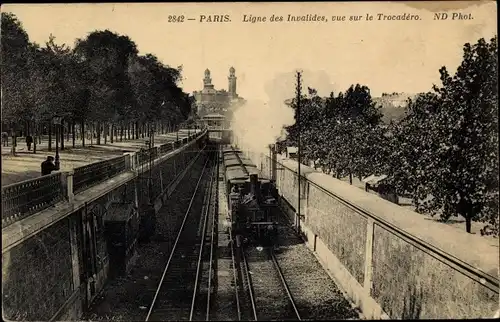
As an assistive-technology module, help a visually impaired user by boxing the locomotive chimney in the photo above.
[249,174,259,197]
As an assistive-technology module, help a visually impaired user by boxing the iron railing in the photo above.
[2,172,65,227]
[1,130,206,227]
[159,142,174,155]
[73,156,127,194]
[137,147,158,166]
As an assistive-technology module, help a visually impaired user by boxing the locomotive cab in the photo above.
[223,145,280,247]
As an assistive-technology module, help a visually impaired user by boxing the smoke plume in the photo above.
[229,69,337,156]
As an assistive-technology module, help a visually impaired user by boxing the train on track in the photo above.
[222,145,279,247]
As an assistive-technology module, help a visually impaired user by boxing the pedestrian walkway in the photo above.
[1,130,198,187]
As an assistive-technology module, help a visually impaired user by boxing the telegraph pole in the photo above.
[296,70,302,233]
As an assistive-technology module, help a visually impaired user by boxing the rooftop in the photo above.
[202,113,226,119]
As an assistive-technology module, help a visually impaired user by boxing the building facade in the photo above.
[192,67,245,117]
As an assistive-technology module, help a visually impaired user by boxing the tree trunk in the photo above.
[33,123,37,154]
[466,215,472,233]
[72,121,76,148]
[104,122,107,144]
[97,121,101,145]
[11,129,16,155]
[135,121,139,139]
[89,123,92,145]
[66,121,70,141]
[349,172,353,185]
[120,126,124,141]
[48,123,52,151]
[60,122,65,150]
[110,123,114,143]
[81,121,86,147]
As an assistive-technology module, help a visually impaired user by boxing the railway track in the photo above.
[270,206,361,320]
[236,245,301,321]
[145,150,218,321]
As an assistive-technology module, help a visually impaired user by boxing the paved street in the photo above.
[1,130,200,186]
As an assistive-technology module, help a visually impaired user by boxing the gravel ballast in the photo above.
[274,216,361,320]
[82,154,209,321]
[82,148,361,321]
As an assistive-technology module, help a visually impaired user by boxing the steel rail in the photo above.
[228,207,243,320]
[206,149,219,320]
[270,250,302,320]
[224,145,244,320]
[189,156,217,320]
[145,157,210,321]
[242,250,258,321]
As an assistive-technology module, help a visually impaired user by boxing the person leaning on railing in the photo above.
[41,156,60,176]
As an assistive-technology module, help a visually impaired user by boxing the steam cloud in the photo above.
[229,69,337,156]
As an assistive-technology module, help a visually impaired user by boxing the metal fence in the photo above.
[1,130,206,227]
[137,147,159,166]
[158,142,174,155]
[73,155,127,194]
[2,172,65,227]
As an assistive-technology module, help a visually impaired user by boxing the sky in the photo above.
[3,2,497,102]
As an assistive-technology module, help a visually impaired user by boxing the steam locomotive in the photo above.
[222,146,279,247]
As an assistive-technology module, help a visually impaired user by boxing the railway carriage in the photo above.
[222,146,279,247]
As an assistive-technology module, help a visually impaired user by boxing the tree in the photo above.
[323,84,384,182]
[1,12,31,152]
[280,84,386,183]
[2,13,194,153]
[388,36,498,234]
[385,92,443,202]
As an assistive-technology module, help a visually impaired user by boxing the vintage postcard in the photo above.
[1,1,498,321]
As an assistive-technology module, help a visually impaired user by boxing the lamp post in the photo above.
[150,123,155,149]
[31,116,37,154]
[296,71,302,233]
[52,115,62,169]
[148,124,155,204]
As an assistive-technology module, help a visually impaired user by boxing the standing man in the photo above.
[1,132,8,147]
[26,135,33,151]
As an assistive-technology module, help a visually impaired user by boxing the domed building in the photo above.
[192,67,245,117]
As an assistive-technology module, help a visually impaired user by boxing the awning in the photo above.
[362,174,388,184]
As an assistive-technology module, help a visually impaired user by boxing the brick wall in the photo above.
[2,133,208,320]
[2,217,73,320]
[266,156,499,319]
